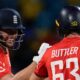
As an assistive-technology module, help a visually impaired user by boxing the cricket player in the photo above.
[0,8,25,80]
[0,7,51,80]
[29,6,80,80]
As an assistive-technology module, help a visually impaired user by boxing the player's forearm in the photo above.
[11,43,50,80]
[11,62,37,80]
[0,74,14,80]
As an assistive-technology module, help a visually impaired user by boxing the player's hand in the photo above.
[33,43,51,64]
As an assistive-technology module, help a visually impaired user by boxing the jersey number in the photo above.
[51,58,80,80]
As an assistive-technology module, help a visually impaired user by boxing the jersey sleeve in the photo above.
[0,61,11,78]
[34,55,48,77]
[0,50,12,78]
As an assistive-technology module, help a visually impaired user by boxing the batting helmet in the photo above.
[55,6,80,36]
[0,8,25,29]
[0,8,25,50]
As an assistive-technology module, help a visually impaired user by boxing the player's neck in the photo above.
[66,33,80,38]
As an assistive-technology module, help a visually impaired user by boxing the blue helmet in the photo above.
[0,8,25,50]
[0,8,25,30]
[55,6,80,36]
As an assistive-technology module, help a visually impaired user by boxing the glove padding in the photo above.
[33,43,51,64]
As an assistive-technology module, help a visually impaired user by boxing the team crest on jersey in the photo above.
[13,15,18,24]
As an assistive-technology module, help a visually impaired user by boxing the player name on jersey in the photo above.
[51,47,79,58]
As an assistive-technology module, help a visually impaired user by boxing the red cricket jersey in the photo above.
[35,37,80,80]
[0,46,11,78]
